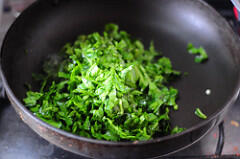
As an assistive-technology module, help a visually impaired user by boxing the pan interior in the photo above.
[1,0,239,131]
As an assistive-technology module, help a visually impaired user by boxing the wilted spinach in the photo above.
[187,43,208,63]
[23,23,183,141]
[195,108,207,119]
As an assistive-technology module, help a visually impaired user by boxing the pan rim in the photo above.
[0,0,240,147]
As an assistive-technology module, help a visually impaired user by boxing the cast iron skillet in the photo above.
[1,0,240,158]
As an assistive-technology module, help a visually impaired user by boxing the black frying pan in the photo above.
[1,0,240,158]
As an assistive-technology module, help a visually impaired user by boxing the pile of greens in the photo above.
[23,24,184,141]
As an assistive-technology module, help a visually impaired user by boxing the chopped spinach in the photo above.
[187,43,208,63]
[195,108,207,119]
[171,126,186,134]
[23,23,184,141]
